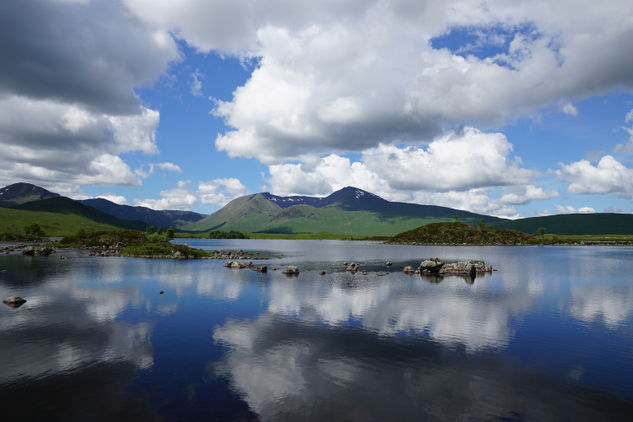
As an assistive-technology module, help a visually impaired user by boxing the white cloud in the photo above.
[554,204,596,214]
[558,155,633,199]
[190,68,203,96]
[124,0,633,162]
[155,162,182,173]
[134,181,198,210]
[198,178,249,206]
[562,102,578,117]
[96,193,129,205]
[626,108,633,123]
[133,178,249,210]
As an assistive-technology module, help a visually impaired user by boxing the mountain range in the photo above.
[183,187,502,236]
[0,182,632,236]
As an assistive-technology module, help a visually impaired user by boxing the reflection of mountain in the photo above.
[213,314,631,421]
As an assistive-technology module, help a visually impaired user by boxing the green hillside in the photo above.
[184,190,501,236]
[0,207,138,236]
[13,197,146,230]
[490,213,633,235]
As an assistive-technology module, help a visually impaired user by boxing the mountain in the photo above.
[0,182,59,206]
[490,213,633,235]
[184,186,503,236]
[79,198,205,228]
[12,197,146,230]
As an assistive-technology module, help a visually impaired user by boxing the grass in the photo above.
[0,207,129,236]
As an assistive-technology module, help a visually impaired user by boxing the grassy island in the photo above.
[389,222,536,245]
[52,230,266,259]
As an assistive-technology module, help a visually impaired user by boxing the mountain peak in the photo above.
[0,182,60,206]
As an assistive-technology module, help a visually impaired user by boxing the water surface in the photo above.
[1,240,632,420]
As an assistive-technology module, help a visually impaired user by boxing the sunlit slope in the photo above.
[0,207,133,236]
[184,189,502,236]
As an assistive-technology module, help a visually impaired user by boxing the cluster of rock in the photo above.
[88,243,125,257]
[408,258,493,276]
[22,246,55,256]
[224,260,268,272]
[1,244,26,254]
[211,250,265,260]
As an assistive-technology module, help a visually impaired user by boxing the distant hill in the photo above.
[0,182,59,206]
[79,198,205,228]
[390,222,536,245]
[490,213,633,235]
[12,197,146,231]
[183,186,503,236]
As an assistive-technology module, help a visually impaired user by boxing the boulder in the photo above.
[3,296,26,308]
[418,258,444,274]
[403,266,415,274]
[282,265,300,275]
[438,261,477,277]
[319,270,326,275]
[35,247,55,256]
[22,246,35,256]
[346,263,359,272]
[386,261,392,267]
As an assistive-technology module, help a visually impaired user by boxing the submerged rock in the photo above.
[253,265,268,273]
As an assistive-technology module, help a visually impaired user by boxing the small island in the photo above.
[51,230,267,260]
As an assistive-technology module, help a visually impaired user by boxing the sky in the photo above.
[1,0,633,218]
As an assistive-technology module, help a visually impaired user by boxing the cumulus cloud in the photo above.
[124,0,633,162]
[134,181,198,210]
[554,204,596,214]
[198,178,249,206]
[0,0,178,191]
[265,127,554,217]
[134,178,249,210]
[558,155,633,199]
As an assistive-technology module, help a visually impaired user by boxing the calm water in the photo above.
[1,240,633,421]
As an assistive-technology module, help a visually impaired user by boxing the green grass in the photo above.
[0,207,133,236]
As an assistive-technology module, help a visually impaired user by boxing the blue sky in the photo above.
[1,0,633,218]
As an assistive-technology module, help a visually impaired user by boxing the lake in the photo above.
[1,239,633,421]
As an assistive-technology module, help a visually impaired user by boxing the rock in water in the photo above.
[3,296,26,308]
[282,266,300,275]
[419,258,444,274]
[319,270,326,275]
[22,246,35,256]
[35,247,54,256]
[253,265,268,272]
[346,263,359,272]
[386,261,392,267]
[403,266,415,274]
